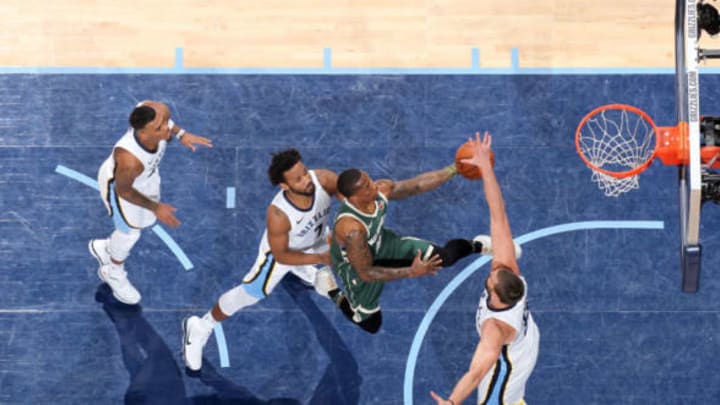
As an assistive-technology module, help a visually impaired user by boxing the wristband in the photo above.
[175,128,186,140]
[444,163,458,177]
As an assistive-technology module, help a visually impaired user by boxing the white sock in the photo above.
[108,262,125,277]
[202,311,217,327]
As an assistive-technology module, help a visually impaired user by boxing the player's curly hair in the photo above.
[268,148,303,186]
[337,169,363,197]
[494,268,524,306]
[128,105,156,130]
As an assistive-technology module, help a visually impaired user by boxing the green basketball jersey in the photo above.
[330,192,388,265]
[330,192,434,321]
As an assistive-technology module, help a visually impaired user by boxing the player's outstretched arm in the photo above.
[177,131,213,152]
[462,132,519,274]
[314,169,340,199]
[430,319,510,405]
[266,204,331,266]
[336,218,442,281]
[143,100,213,152]
[381,163,457,201]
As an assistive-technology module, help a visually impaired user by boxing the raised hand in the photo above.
[461,131,493,170]
[180,132,214,152]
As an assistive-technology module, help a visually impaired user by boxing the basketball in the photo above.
[455,141,494,180]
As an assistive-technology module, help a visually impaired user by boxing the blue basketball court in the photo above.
[1,73,720,404]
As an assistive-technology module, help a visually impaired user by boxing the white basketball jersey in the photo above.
[260,170,332,253]
[475,276,539,405]
[98,128,167,215]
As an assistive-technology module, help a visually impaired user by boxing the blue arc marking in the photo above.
[213,323,231,368]
[402,220,665,405]
[151,225,193,271]
[55,165,99,191]
[54,164,194,270]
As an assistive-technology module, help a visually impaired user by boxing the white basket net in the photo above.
[576,107,657,197]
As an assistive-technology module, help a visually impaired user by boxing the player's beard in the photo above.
[290,182,315,197]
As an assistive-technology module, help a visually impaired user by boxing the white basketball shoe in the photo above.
[88,239,111,266]
[97,264,142,305]
[473,234,523,259]
[182,316,214,371]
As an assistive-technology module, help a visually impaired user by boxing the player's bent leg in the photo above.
[375,229,435,263]
[107,228,141,262]
[218,284,262,316]
[377,229,482,267]
[98,228,142,304]
[183,284,262,371]
[386,234,478,267]
[433,239,477,266]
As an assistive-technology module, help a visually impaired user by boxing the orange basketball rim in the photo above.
[575,103,688,179]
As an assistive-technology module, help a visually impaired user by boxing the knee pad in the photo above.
[218,284,261,317]
[108,229,141,262]
[313,266,338,298]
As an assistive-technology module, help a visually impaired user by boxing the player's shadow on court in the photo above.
[95,284,188,405]
[281,274,362,405]
[190,275,362,405]
[96,275,360,405]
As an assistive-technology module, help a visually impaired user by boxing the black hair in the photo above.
[268,149,303,186]
[337,169,363,197]
[128,105,156,130]
[494,268,525,306]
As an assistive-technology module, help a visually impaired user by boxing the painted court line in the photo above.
[0,66,681,75]
[213,323,231,368]
[55,165,99,191]
[0,47,702,75]
[150,225,194,271]
[175,47,184,70]
[323,47,332,70]
[402,220,665,405]
[471,48,480,70]
[511,47,520,71]
[226,187,236,209]
[54,164,194,270]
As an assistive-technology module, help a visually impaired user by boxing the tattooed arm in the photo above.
[335,217,442,282]
[378,164,457,201]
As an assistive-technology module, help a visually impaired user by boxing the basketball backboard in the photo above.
[575,1,705,292]
[676,0,702,292]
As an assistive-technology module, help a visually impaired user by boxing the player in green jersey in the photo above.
[329,163,503,333]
